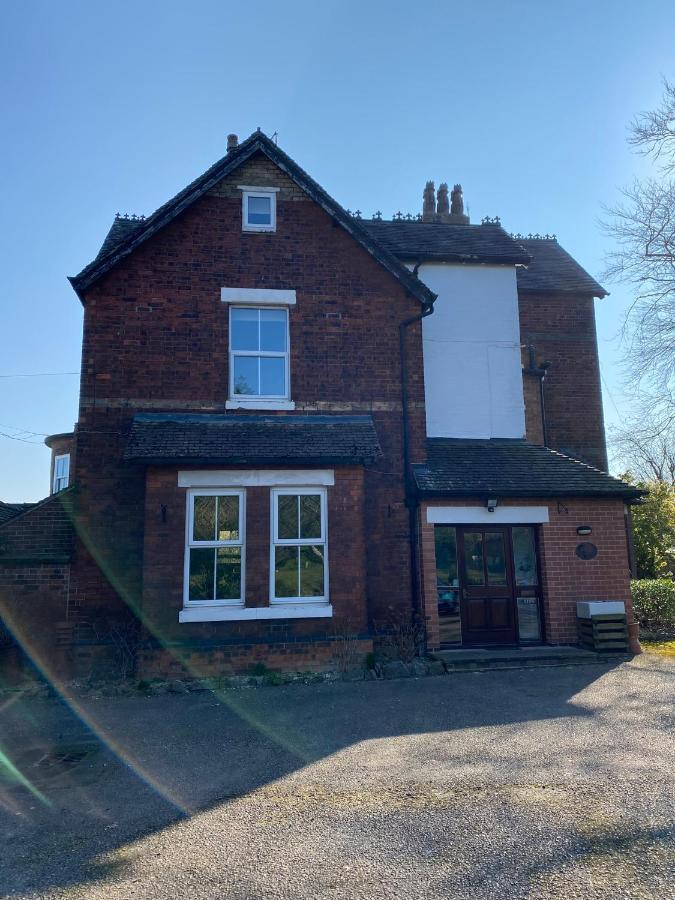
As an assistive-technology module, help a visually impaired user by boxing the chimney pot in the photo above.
[227,134,239,152]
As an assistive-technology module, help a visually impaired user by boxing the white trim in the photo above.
[240,188,277,232]
[179,603,332,623]
[178,469,335,488]
[426,506,549,524]
[237,185,281,193]
[270,488,328,604]
[225,399,296,411]
[183,489,246,607]
[220,288,296,305]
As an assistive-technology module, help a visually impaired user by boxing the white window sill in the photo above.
[242,225,276,233]
[179,604,333,623]
[225,399,295,411]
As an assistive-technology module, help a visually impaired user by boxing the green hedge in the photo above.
[631,579,675,630]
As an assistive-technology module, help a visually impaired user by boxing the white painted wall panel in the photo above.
[419,264,525,439]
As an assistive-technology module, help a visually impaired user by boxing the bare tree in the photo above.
[603,80,675,415]
[611,411,675,486]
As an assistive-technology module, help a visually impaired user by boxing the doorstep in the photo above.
[430,645,630,671]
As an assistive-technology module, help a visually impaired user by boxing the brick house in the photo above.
[0,130,641,679]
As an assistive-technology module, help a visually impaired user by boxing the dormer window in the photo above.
[239,186,278,232]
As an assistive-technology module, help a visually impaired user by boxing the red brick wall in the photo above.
[0,564,71,676]
[419,497,633,648]
[71,151,427,663]
[519,292,608,470]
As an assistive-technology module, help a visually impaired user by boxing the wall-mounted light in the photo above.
[487,497,498,513]
[576,525,592,536]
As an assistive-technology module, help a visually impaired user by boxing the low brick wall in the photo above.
[136,637,374,679]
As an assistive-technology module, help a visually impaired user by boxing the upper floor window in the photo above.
[230,306,289,399]
[53,454,70,493]
[239,186,278,232]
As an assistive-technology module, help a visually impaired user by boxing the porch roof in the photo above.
[124,413,382,466]
[413,439,642,499]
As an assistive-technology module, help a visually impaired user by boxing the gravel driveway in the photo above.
[1,655,673,899]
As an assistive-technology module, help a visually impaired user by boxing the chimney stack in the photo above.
[227,133,239,152]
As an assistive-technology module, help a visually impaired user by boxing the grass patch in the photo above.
[641,640,675,657]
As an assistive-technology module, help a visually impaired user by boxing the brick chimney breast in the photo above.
[227,134,239,152]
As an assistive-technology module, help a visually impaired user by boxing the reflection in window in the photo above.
[186,492,243,604]
[463,532,485,585]
[512,527,538,586]
[434,525,461,645]
[485,532,507,585]
[230,307,288,398]
[272,490,327,602]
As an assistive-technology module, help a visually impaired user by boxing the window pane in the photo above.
[233,355,259,395]
[217,495,239,541]
[231,308,259,351]
[216,547,241,600]
[512,527,538,586]
[517,596,541,641]
[278,495,298,539]
[260,308,287,352]
[248,195,271,224]
[275,546,298,597]
[485,532,507,585]
[189,548,214,600]
[463,532,484,585]
[434,526,461,645]
[260,357,286,396]
[300,545,324,597]
[300,494,321,539]
[434,526,458,587]
[193,496,216,541]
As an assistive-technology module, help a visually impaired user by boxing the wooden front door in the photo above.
[458,527,517,645]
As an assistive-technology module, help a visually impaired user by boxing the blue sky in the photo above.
[1,0,673,501]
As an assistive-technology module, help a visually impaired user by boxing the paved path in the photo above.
[1,655,673,899]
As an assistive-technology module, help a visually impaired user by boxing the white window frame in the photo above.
[183,489,245,608]
[270,488,329,605]
[240,186,278,232]
[53,454,70,493]
[229,305,290,402]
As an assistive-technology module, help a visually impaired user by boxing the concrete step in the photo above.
[430,645,631,671]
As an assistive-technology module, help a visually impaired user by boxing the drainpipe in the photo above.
[525,345,550,447]
[399,270,436,629]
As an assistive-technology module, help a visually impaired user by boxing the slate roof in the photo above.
[124,413,382,465]
[361,221,532,266]
[0,501,35,525]
[515,238,607,297]
[70,130,435,307]
[414,439,641,499]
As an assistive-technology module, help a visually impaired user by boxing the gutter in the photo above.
[399,267,437,630]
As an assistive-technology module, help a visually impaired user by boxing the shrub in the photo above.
[631,579,675,630]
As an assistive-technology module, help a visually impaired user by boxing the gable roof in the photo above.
[124,413,382,466]
[414,439,641,499]
[515,238,607,297]
[361,221,531,266]
[70,130,436,307]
